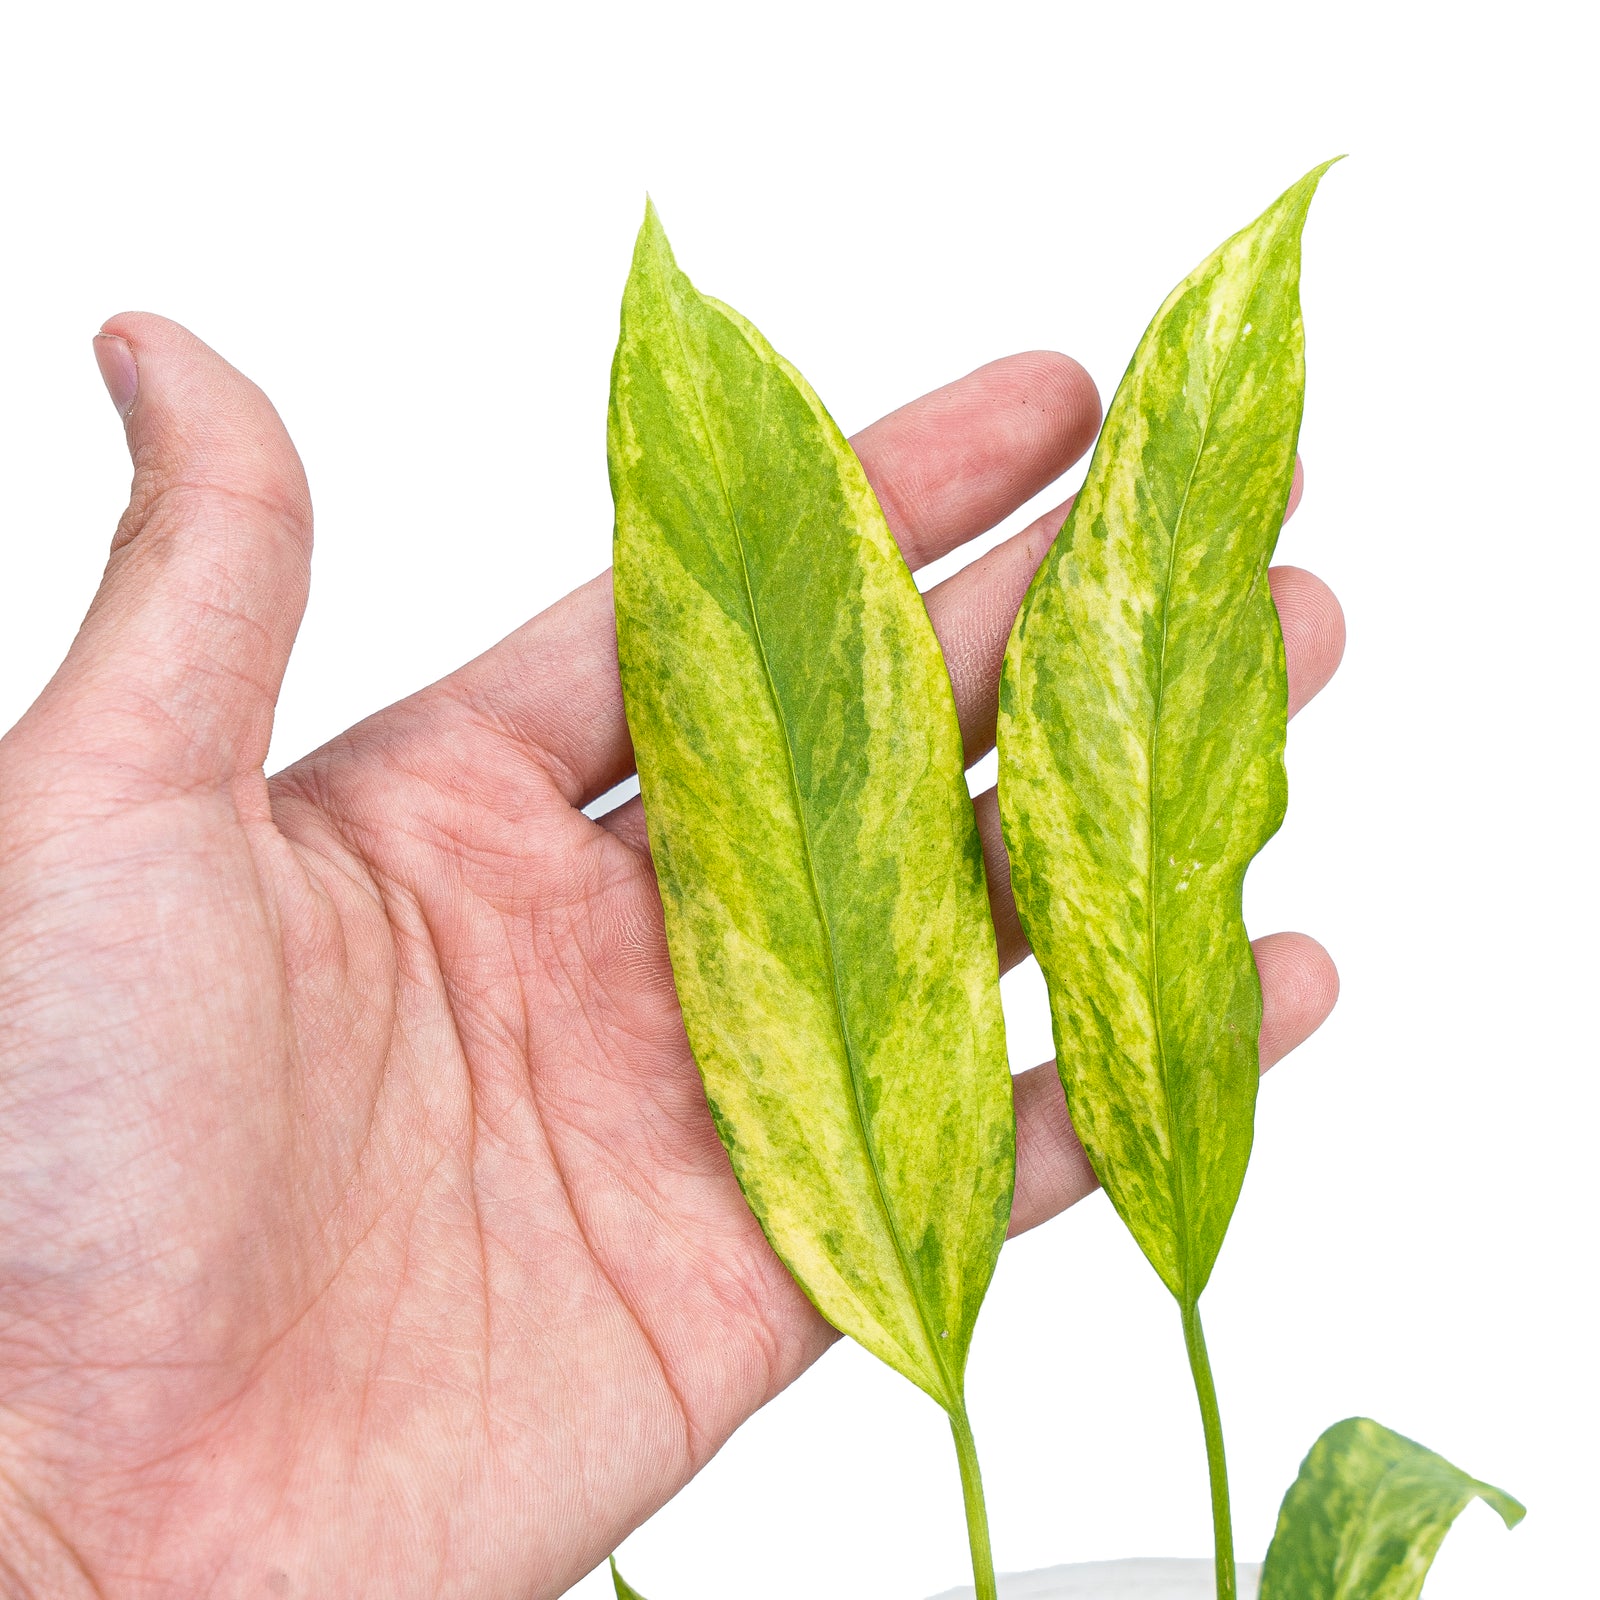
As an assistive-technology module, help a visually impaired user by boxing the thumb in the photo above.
[51,312,312,790]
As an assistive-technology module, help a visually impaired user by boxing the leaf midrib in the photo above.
[1139,231,1284,1305]
[657,276,958,1405]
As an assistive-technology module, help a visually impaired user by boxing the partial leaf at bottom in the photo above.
[610,1557,648,1600]
[1259,1417,1524,1600]
[610,202,1014,1410]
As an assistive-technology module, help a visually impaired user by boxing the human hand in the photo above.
[0,317,1341,1598]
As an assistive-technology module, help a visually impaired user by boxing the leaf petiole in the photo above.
[949,1405,998,1600]
[1181,1300,1235,1600]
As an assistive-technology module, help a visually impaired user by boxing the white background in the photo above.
[1,3,1593,1596]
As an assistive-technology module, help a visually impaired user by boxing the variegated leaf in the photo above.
[1259,1417,1524,1600]
[609,1557,647,1600]
[610,202,1014,1410]
[996,161,1337,1305]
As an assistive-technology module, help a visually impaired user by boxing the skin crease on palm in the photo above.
[0,315,1344,1599]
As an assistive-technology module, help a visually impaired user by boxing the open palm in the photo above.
[0,317,1342,1598]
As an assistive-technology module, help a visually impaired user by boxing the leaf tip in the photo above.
[609,1555,644,1600]
[632,193,677,278]
[1485,1485,1529,1530]
[1297,154,1347,200]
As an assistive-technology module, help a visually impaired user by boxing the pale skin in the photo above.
[0,316,1343,1598]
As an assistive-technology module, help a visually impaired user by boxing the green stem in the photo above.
[949,1406,998,1600]
[1181,1299,1235,1600]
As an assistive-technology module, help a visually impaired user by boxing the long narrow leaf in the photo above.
[997,161,1336,1305]
[610,202,1014,1410]
[1259,1418,1524,1600]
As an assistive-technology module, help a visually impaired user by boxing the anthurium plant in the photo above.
[605,166,1522,1600]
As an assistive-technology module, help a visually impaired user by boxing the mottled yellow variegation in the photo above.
[1260,1418,1524,1600]
[610,202,1013,1598]
[997,161,1339,1600]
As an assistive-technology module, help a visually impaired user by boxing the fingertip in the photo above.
[99,310,158,339]
[998,350,1103,480]
[97,313,311,535]
[92,332,138,420]
[97,311,203,359]
[1014,347,1103,435]
[852,349,1102,567]
[1271,565,1346,718]
[1255,930,1339,1069]
[1284,455,1305,521]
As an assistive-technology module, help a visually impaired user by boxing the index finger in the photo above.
[852,351,1102,569]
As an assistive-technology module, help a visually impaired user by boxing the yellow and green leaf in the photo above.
[998,162,1338,1598]
[997,161,1336,1307]
[1259,1418,1524,1600]
[610,203,1014,1414]
[609,1557,647,1600]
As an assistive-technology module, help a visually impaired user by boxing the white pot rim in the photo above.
[927,1557,1263,1599]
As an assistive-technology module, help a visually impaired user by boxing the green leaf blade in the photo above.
[996,161,1337,1303]
[610,203,1014,1405]
[610,1557,647,1600]
[1259,1417,1524,1600]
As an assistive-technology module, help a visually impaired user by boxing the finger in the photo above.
[926,498,1067,764]
[1007,930,1339,1236]
[1272,565,1346,718]
[438,569,627,808]
[1253,930,1340,1069]
[1284,455,1305,522]
[851,351,1102,570]
[440,352,1101,807]
[39,314,312,790]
